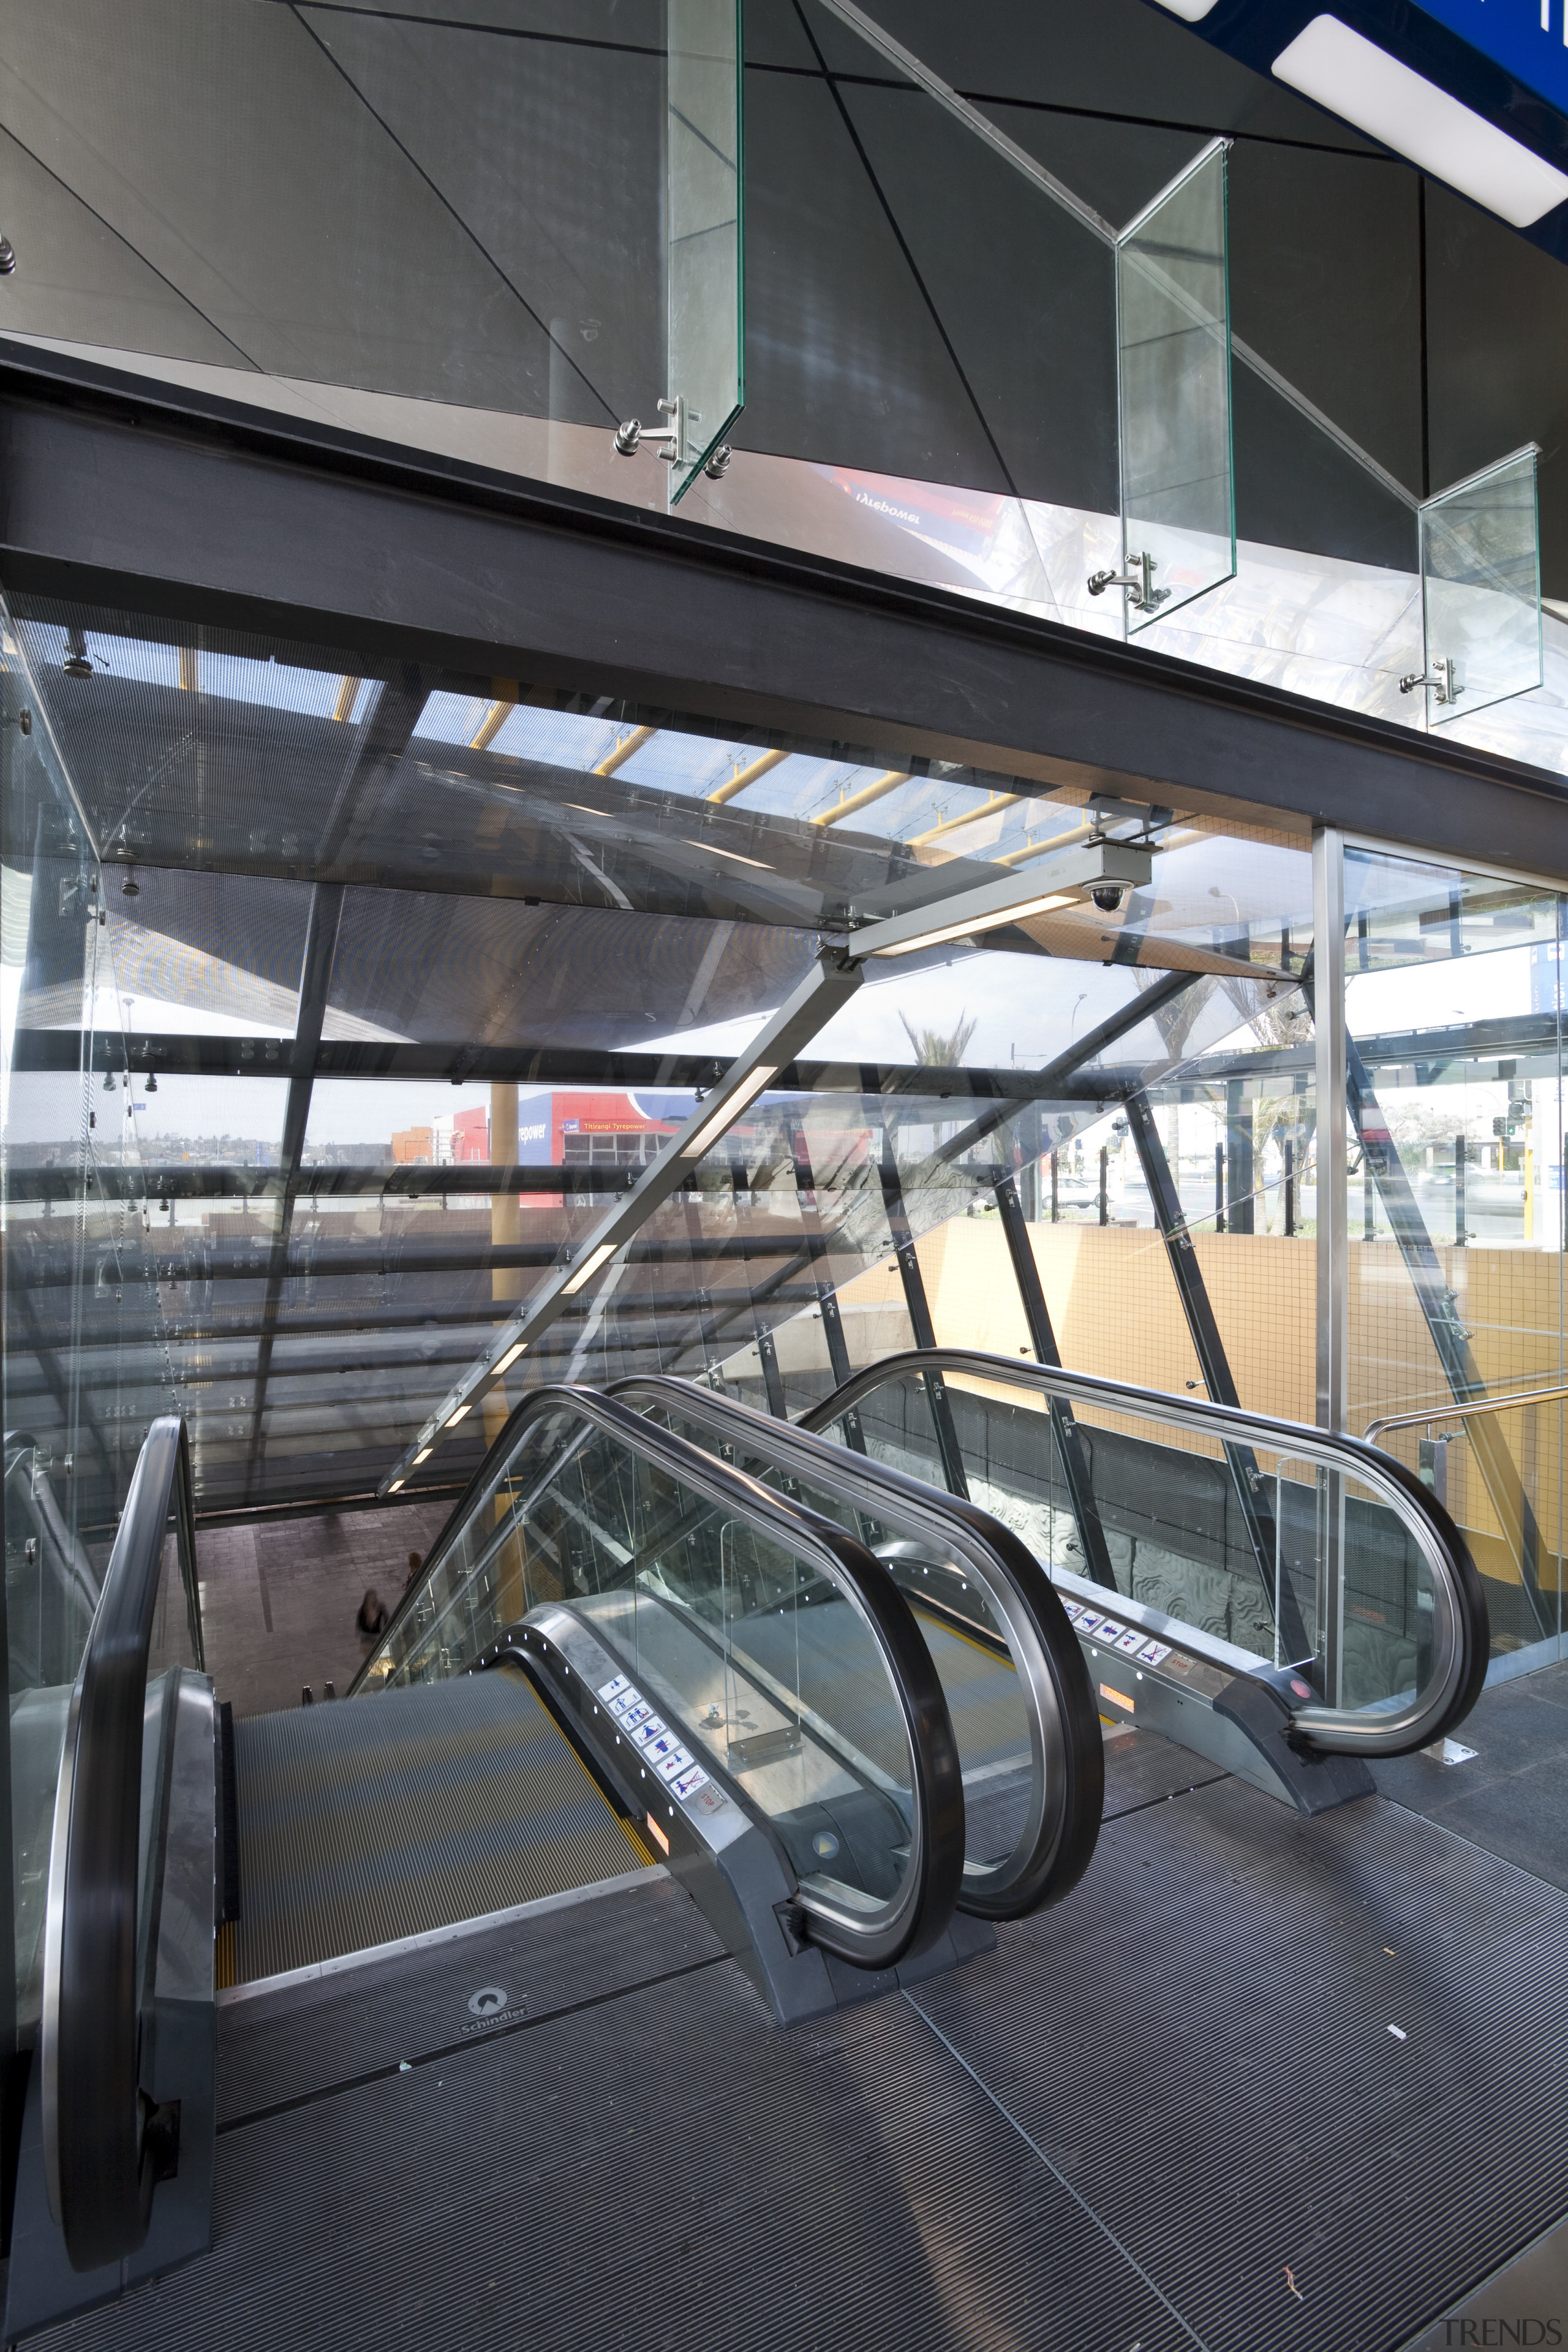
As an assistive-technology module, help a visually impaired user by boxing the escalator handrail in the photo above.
[40,1413,203,2272]
[357,1385,965,1970]
[609,1374,1103,1919]
[801,1349,1490,1757]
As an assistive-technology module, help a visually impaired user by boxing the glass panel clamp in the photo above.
[1087,552,1171,614]
[614,397,731,480]
[1398,656,1463,705]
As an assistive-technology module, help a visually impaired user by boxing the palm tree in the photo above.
[899,1009,978,1067]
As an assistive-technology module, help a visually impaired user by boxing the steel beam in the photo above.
[1311,829,1351,1701]
[14,1027,1133,1109]
[12,1228,835,1294]
[989,1166,1117,1590]
[875,1145,970,1502]
[1313,831,1350,1439]
[788,1123,863,1447]
[2,352,1565,880]
[1123,1088,1309,1659]
[728,1164,786,1418]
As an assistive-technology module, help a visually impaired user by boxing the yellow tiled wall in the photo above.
[834,1216,1566,1588]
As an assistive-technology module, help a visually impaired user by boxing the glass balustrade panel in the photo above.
[1116,140,1235,634]
[638,1392,1034,1872]
[665,0,744,502]
[819,1366,1443,1716]
[1419,447,1542,728]
[371,1403,916,1910]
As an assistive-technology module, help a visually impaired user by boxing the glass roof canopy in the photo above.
[4,586,1560,1523]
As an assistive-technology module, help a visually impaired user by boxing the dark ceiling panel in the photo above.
[735,37,1011,486]
[1227,139,1422,497]
[108,865,314,1014]
[301,5,663,425]
[0,0,561,406]
[976,97,1201,232]
[745,0,824,73]
[836,82,1118,508]
[0,124,250,368]
[1427,183,1568,605]
[326,891,819,1051]
[1231,358,1418,571]
[306,2,665,33]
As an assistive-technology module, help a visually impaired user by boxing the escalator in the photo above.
[7,1378,1102,2334]
[347,1385,982,1996]
[9,1351,1486,2334]
[609,1376,1102,1922]
[798,1349,1491,1809]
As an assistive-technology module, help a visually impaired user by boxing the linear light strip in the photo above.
[1273,17,1568,229]
[562,1241,617,1297]
[871,892,1078,957]
[680,1066,779,1159]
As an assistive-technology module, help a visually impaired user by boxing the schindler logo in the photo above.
[1444,2323,1564,2345]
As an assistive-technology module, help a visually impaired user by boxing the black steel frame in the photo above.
[0,348,1565,880]
[1124,1089,1312,1662]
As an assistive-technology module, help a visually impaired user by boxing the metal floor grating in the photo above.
[214,1871,722,2128]
[229,1671,645,1982]
[23,1756,1568,2349]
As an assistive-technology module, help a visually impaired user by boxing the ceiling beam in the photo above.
[12,1028,1084,1099]
[1,349,1564,881]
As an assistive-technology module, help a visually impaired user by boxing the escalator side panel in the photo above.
[4,1672,217,2345]
[618,1374,1103,1920]
[489,1610,993,2027]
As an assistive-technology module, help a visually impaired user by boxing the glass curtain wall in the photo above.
[1,591,183,2079]
[1343,843,1565,1676]
[5,579,1562,1693]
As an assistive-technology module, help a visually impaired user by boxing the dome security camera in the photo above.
[1090,884,1128,913]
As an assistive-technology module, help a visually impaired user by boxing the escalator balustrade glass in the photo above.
[363,1390,963,1965]
[802,1352,1487,1760]
[613,1376,1102,1919]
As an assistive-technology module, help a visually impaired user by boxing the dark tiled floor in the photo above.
[1371,1657,1568,1891]
[197,1501,451,1719]
[37,1776,1568,2352]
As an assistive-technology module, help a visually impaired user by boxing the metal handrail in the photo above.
[801,1349,1490,1758]
[40,1415,202,2272]
[611,1374,1102,1921]
[355,1385,965,1973]
[4,1431,102,1630]
[1365,1381,1568,1447]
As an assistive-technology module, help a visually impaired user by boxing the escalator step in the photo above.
[230,1672,645,1984]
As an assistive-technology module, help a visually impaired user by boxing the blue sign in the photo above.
[1531,939,1564,1016]
[516,1112,551,1166]
[1416,0,1568,115]
[1144,0,1568,264]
